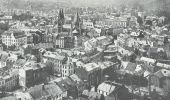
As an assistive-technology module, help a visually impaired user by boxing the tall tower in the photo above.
[58,9,65,33]
[72,12,81,35]
[25,0,32,11]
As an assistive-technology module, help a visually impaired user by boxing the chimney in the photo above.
[42,84,45,90]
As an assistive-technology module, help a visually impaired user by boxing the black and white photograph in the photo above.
[0,0,170,100]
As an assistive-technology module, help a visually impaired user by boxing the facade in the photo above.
[43,51,74,77]
[55,34,74,49]
[82,20,94,29]
[1,30,27,49]
[75,63,102,86]
[19,62,48,88]
[0,69,19,91]
[97,82,116,96]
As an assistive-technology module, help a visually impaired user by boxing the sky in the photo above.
[29,0,123,6]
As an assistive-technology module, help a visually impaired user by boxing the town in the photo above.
[0,0,170,100]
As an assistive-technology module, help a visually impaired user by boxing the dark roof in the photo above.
[29,84,49,100]
[13,31,26,39]
[149,47,157,53]
[45,83,63,97]
[0,53,9,62]
[3,30,26,39]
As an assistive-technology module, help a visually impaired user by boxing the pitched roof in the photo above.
[154,69,170,78]
[70,74,82,83]
[98,82,116,94]
[29,84,49,100]
[45,83,63,97]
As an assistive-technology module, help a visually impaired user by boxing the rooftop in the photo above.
[43,51,65,61]
[98,82,116,94]
[83,63,100,72]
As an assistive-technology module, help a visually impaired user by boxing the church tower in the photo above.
[58,9,65,33]
[72,12,81,35]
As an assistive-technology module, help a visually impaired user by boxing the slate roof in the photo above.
[29,84,49,100]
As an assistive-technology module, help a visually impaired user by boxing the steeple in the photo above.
[72,12,81,35]
[61,9,65,21]
[73,12,80,28]
[58,9,65,33]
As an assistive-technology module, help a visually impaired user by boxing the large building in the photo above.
[1,30,27,49]
[42,51,74,77]
[19,62,48,88]
[54,33,74,49]
[0,69,19,91]
[75,62,102,86]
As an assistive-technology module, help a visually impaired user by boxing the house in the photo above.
[140,57,156,65]
[14,92,33,100]
[75,63,102,87]
[81,90,101,100]
[103,45,118,61]
[82,20,94,29]
[44,83,67,100]
[54,33,74,49]
[151,69,170,92]
[28,84,50,100]
[0,69,19,91]
[98,61,120,82]
[13,59,27,69]
[120,61,144,75]
[19,62,48,88]
[42,51,74,77]
[1,30,27,49]
[97,82,116,96]
[84,38,97,52]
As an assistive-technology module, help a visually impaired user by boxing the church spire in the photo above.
[58,9,65,33]
[73,12,81,34]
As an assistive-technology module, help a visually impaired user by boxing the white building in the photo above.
[83,20,94,29]
[2,30,27,49]
[43,51,74,77]
[97,82,116,96]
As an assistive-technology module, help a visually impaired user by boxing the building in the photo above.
[0,69,19,91]
[14,92,33,100]
[97,82,116,96]
[55,33,74,49]
[19,62,48,88]
[44,83,67,100]
[58,9,65,33]
[75,63,101,87]
[1,30,27,49]
[72,12,82,36]
[42,51,74,77]
[103,45,118,61]
[96,17,127,28]
[28,84,50,100]
[82,20,94,29]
